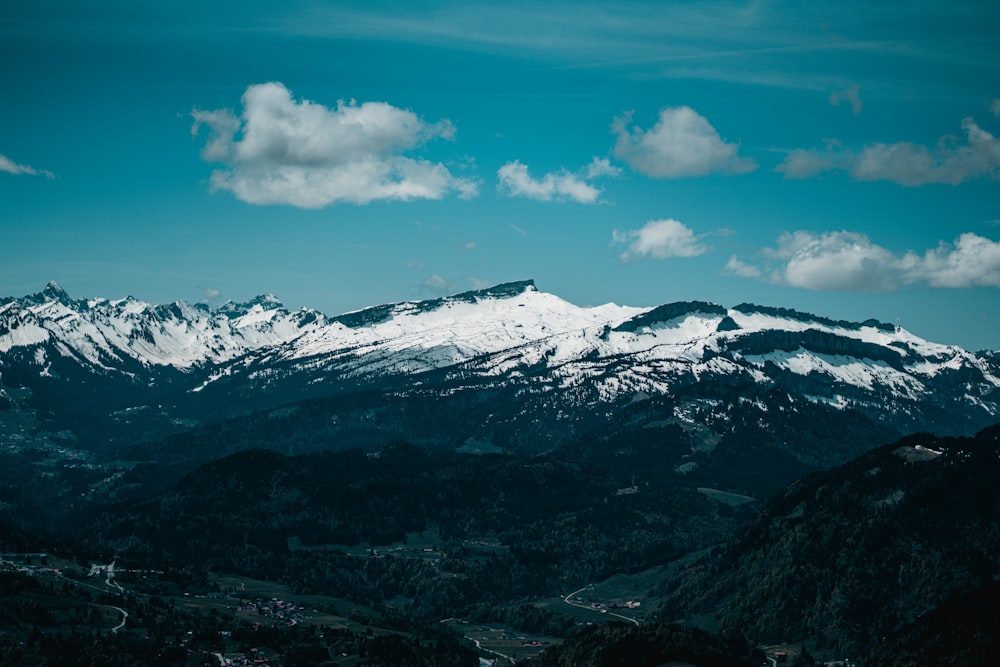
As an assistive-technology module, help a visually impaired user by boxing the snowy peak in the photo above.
[20,280,77,308]
[214,294,285,318]
[722,328,907,370]
[0,283,326,369]
[731,303,896,334]
[42,280,70,302]
[614,301,727,333]
[331,279,537,329]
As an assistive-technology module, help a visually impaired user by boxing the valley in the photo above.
[1,281,998,665]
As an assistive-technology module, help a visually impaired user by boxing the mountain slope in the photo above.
[865,580,1000,666]
[659,424,1000,657]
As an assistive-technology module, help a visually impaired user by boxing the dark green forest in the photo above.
[82,443,748,621]
[659,425,1000,657]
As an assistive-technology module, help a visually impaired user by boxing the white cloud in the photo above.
[611,107,756,178]
[775,147,838,179]
[919,233,1000,288]
[201,287,221,300]
[613,218,709,261]
[497,160,604,204]
[189,108,241,162]
[422,274,457,294]
[467,276,491,290]
[991,99,1000,117]
[191,82,478,207]
[723,255,762,279]
[830,84,862,115]
[777,117,1000,185]
[585,156,623,179]
[728,230,1000,290]
[766,231,901,291]
[0,153,54,178]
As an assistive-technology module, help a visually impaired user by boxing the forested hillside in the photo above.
[659,425,1000,657]
[82,444,749,622]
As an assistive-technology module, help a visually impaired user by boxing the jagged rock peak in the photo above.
[716,315,741,332]
[242,294,284,309]
[43,280,68,298]
[214,294,286,316]
[25,281,75,306]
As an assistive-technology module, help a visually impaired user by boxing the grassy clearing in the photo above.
[287,525,446,560]
[203,574,384,631]
[444,620,561,662]
[697,487,757,507]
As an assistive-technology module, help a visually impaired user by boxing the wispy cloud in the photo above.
[497,157,618,204]
[0,153,54,178]
[421,274,459,294]
[612,107,756,178]
[467,276,491,290]
[270,1,969,98]
[278,2,768,59]
[723,256,762,279]
[727,230,1000,290]
[613,218,709,261]
[191,82,478,208]
[777,115,1000,185]
[585,157,623,178]
[274,2,917,74]
[830,83,863,114]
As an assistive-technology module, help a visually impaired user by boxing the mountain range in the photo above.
[2,280,997,460]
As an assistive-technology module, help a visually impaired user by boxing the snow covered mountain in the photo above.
[0,281,329,371]
[2,280,998,464]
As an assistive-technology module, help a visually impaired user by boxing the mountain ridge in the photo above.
[1,280,998,462]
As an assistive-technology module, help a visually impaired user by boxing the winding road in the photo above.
[106,605,129,633]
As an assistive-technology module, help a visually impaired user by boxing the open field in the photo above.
[176,573,389,632]
[697,487,757,507]
[444,620,561,663]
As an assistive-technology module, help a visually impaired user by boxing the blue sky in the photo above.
[2,1,1000,349]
